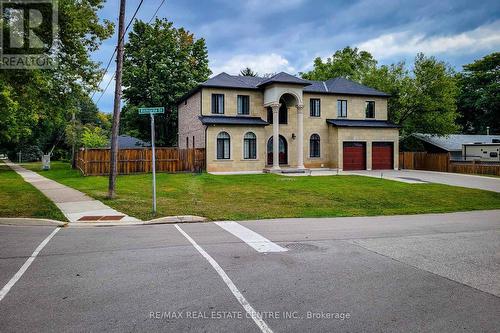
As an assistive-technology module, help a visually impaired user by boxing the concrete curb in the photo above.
[0,218,67,227]
[66,215,208,227]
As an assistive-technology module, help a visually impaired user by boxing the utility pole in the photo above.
[108,0,126,199]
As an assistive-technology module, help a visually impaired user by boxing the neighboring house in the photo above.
[412,133,500,161]
[109,135,150,149]
[463,143,500,162]
[177,72,399,172]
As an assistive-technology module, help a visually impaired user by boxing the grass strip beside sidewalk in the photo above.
[0,163,66,221]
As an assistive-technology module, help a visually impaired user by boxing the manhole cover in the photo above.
[285,243,321,251]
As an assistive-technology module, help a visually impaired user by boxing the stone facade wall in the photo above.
[178,91,205,149]
[201,88,264,117]
[206,125,267,172]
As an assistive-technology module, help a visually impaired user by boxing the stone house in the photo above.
[177,72,399,173]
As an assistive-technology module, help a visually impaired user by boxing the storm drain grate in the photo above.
[285,243,321,251]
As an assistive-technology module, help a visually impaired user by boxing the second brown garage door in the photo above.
[372,142,393,170]
[343,142,366,170]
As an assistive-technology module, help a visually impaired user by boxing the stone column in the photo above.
[296,104,305,169]
[271,103,281,170]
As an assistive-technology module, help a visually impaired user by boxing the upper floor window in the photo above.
[337,100,347,117]
[243,132,257,159]
[310,98,321,117]
[211,94,224,114]
[237,95,250,115]
[365,101,375,118]
[216,132,230,159]
[267,104,288,124]
[310,134,320,158]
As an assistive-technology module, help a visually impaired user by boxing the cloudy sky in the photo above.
[92,0,500,113]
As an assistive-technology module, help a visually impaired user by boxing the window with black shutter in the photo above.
[310,134,320,157]
[310,99,321,117]
[237,95,250,115]
[216,132,230,159]
[211,94,224,114]
[243,132,257,159]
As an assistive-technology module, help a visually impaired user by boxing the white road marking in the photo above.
[174,224,273,333]
[0,227,60,302]
[215,221,287,253]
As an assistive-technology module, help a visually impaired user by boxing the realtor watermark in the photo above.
[0,0,58,69]
[149,310,351,321]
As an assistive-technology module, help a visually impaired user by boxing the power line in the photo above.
[95,72,115,104]
[92,0,144,100]
[149,0,166,23]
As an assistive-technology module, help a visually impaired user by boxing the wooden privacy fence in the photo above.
[399,152,500,176]
[76,148,206,176]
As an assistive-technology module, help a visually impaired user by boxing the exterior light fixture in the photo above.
[292,133,296,140]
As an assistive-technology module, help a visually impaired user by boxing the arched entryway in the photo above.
[267,135,288,165]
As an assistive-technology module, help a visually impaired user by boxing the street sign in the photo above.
[138,107,165,115]
[138,106,165,215]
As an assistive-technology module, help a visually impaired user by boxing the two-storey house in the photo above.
[177,72,399,173]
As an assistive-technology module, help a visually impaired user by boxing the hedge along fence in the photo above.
[76,148,206,176]
[399,152,500,176]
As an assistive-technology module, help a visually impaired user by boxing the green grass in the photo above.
[0,163,66,221]
[23,161,500,221]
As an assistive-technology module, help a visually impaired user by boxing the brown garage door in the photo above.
[343,142,366,170]
[372,142,393,170]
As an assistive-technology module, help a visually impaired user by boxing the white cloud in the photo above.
[211,53,295,75]
[357,20,500,59]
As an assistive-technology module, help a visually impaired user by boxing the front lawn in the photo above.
[23,162,500,221]
[0,163,66,220]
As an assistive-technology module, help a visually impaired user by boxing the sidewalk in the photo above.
[4,161,140,223]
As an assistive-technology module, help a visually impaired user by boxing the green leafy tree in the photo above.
[240,67,257,76]
[456,52,500,134]
[0,0,113,154]
[364,54,458,136]
[300,46,377,82]
[121,19,211,146]
[81,126,108,148]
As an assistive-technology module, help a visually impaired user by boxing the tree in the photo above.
[363,54,458,136]
[0,0,113,155]
[456,52,500,134]
[300,46,377,82]
[240,67,257,76]
[121,19,211,146]
[81,126,108,148]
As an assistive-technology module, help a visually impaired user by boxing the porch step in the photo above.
[263,168,309,174]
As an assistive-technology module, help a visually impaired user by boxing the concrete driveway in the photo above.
[345,169,500,192]
[1,210,499,332]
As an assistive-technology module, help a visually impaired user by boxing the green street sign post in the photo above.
[138,107,165,214]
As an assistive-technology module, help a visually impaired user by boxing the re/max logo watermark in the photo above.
[0,0,58,69]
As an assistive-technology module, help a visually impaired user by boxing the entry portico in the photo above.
[260,73,309,170]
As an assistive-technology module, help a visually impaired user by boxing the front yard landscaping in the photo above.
[22,161,500,221]
[0,163,66,221]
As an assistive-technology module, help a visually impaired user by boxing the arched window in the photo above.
[243,132,257,159]
[310,134,320,158]
[217,132,230,159]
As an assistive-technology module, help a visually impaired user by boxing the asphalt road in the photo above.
[1,210,499,332]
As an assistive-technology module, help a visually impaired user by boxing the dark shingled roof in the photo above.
[178,72,390,104]
[108,135,150,148]
[326,119,399,128]
[256,72,311,87]
[199,116,269,126]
